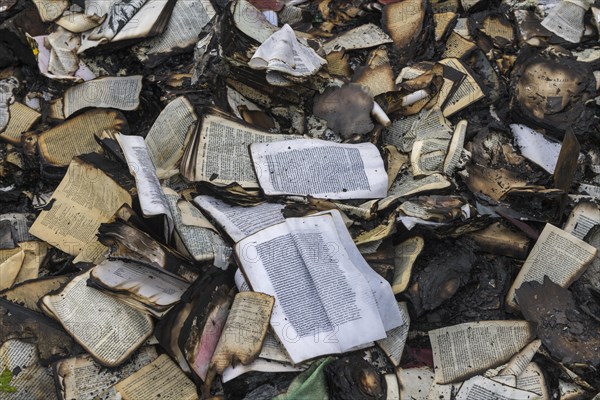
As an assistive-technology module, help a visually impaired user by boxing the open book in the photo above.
[180,110,301,185]
[235,210,403,363]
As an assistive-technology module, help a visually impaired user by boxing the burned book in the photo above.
[131,0,216,67]
[29,156,132,263]
[40,271,154,367]
[79,0,177,53]
[53,346,158,400]
[180,109,300,185]
[98,220,201,283]
[88,259,191,317]
[33,109,127,167]
[154,269,235,382]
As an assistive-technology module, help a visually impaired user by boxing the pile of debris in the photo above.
[1,0,600,398]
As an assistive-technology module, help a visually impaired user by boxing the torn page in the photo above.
[379,172,451,211]
[0,275,70,313]
[323,23,393,54]
[249,24,326,85]
[429,321,535,384]
[444,120,467,175]
[114,354,199,400]
[384,107,452,152]
[392,236,424,294]
[63,76,143,118]
[0,213,36,243]
[397,367,435,400]
[40,271,154,367]
[516,362,548,398]
[209,292,274,375]
[541,0,588,43]
[0,77,18,133]
[46,28,81,78]
[563,202,600,240]
[0,102,41,145]
[194,195,285,242]
[511,124,562,174]
[32,0,68,21]
[235,210,402,363]
[37,109,126,167]
[117,134,173,237]
[250,139,388,199]
[498,339,542,377]
[29,157,132,263]
[439,58,484,116]
[145,96,197,179]
[89,0,148,41]
[376,302,410,367]
[165,190,231,267]
[506,223,597,310]
[456,375,541,400]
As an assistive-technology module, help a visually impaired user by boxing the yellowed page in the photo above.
[209,292,274,374]
[29,158,131,263]
[115,354,199,400]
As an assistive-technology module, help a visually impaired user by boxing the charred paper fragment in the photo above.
[98,220,200,283]
[510,47,598,139]
[516,276,600,365]
[407,238,475,316]
[36,109,127,167]
[155,270,235,381]
[0,275,70,312]
[313,84,374,138]
[324,355,387,400]
[0,299,79,365]
[0,102,40,145]
[570,225,600,323]
[0,76,18,133]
